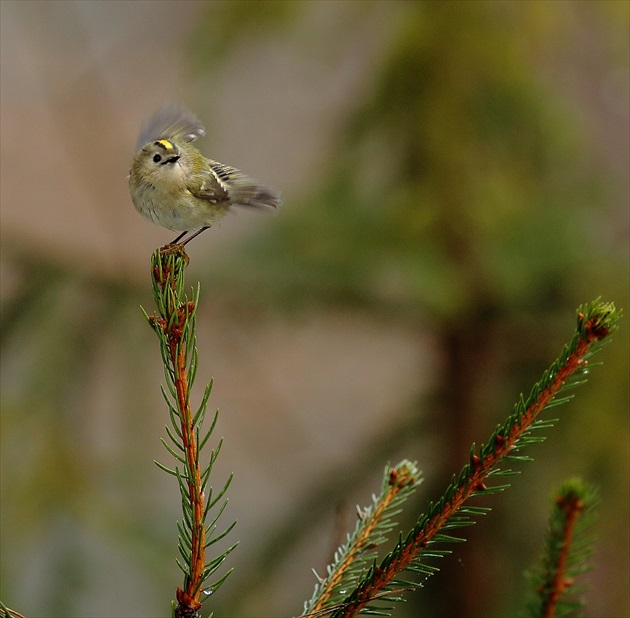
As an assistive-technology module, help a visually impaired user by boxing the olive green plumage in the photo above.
[128,103,281,242]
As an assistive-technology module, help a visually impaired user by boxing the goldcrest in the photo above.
[129,104,281,245]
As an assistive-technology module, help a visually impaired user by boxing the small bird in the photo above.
[129,103,281,245]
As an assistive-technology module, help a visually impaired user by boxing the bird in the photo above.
[129,103,281,245]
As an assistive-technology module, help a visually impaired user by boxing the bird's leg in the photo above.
[161,226,210,257]
[181,226,211,246]
[170,230,189,244]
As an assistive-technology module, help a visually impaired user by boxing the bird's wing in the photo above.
[136,104,206,151]
[190,168,231,205]
[197,161,281,210]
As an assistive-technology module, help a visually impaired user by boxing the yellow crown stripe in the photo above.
[156,139,174,150]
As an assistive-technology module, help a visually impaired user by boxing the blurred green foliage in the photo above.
[189,2,628,616]
[203,1,625,324]
[1,1,627,617]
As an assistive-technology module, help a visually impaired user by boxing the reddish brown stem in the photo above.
[335,316,606,618]
[171,331,206,614]
[307,466,417,614]
[541,494,584,618]
[153,254,206,616]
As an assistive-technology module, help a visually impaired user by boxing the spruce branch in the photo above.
[302,460,422,616]
[0,603,26,618]
[325,300,619,617]
[145,247,236,618]
[526,478,599,618]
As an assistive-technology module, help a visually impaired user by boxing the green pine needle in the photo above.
[302,460,422,616]
[146,248,237,616]
[322,300,619,617]
[526,478,599,618]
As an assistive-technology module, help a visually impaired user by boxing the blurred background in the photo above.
[1,1,628,617]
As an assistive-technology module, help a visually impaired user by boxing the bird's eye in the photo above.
[153,154,162,163]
